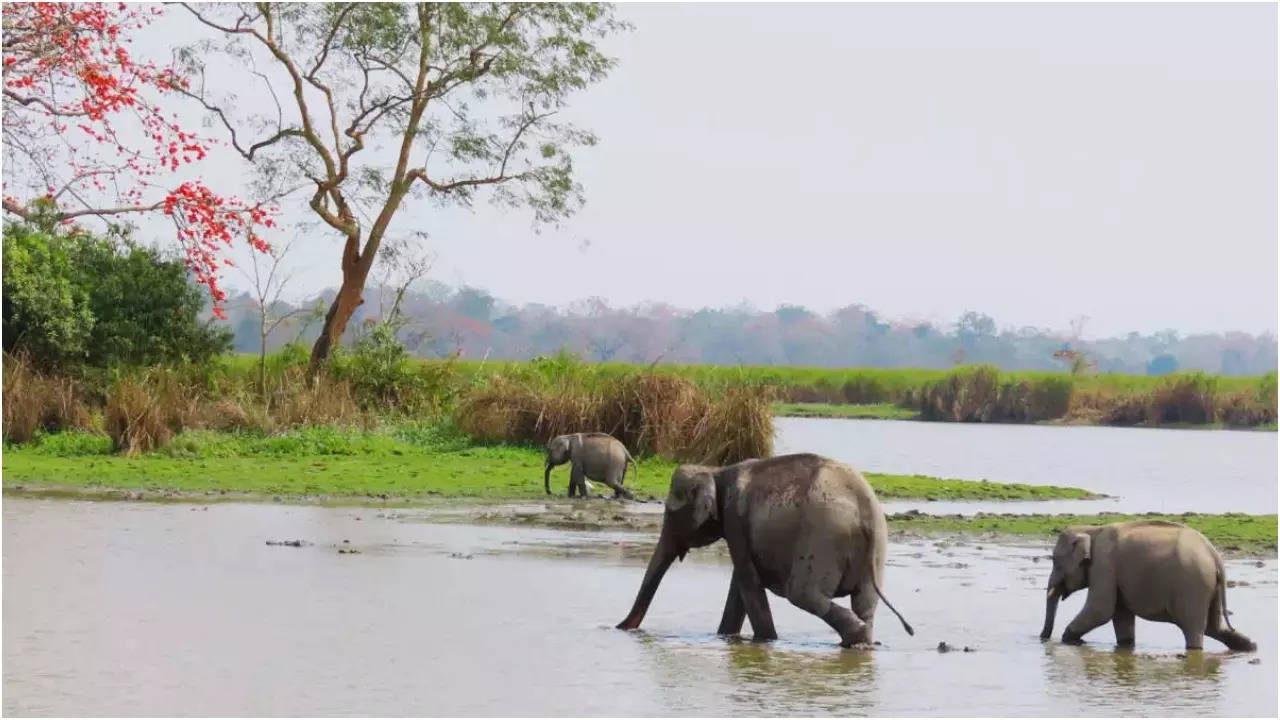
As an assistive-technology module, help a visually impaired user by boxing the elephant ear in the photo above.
[664,467,717,528]
[690,472,717,528]
[1071,532,1091,565]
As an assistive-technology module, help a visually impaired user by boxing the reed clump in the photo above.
[455,363,773,465]
[1,353,94,443]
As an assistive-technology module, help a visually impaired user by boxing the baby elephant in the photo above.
[1041,520,1255,652]
[543,433,637,499]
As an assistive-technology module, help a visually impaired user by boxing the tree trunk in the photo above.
[308,246,374,378]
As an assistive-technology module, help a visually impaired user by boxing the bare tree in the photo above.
[375,234,436,329]
[239,235,307,394]
[175,3,627,377]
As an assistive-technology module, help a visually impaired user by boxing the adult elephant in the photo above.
[1040,520,1256,651]
[543,432,637,499]
[616,453,914,647]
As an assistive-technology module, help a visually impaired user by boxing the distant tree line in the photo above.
[218,282,1278,376]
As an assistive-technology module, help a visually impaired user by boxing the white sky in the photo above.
[144,3,1278,339]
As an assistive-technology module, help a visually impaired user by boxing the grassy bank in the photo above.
[3,350,777,466]
[773,402,919,420]
[887,511,1278,556]
[1,427,1100,502]
[451,360,1276,429]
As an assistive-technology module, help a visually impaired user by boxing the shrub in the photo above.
[2,222,230,370]
[1148,372,1217,425]
[919,365,1001,422]
[2,223,94,366]
[72,234,231,368]
[842,376,889,404]
[331,324,461,415]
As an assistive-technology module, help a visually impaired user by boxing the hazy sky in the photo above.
[166,3,1278,338]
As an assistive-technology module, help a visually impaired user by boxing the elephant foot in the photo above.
[842,641,877,651]
[1061,631,1085,646]
[838,628,873,648]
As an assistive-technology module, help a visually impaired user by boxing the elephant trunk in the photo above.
[616,524,681,630]
[1040,584,1060,640]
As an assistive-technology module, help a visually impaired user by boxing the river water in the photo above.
[775,417,1278,515]
[4,497,1276,716]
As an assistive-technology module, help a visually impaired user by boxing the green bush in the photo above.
[71,233,231,368]
[2,222,230,370]
[2,223,95,366]
[331,323,460,415]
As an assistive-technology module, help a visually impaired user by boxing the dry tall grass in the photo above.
[456,371,773,465]
[2,354,94,442]
[917,366,1074,423]
[104,377,173,455]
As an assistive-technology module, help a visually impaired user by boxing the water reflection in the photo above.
[625,631,879,716]
[1041,643,1228,715]
[722,639,877,716]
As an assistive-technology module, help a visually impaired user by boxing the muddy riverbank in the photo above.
[5,486,1274,557]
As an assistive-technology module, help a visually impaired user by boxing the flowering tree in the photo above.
[1,2,275,317]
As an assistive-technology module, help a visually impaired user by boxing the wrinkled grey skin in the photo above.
[1041,520,1256,652]
[616,453,914,647]
[543,433,637,499]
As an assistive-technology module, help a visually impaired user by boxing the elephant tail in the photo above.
[625,450,639,484]
[869,573,914,636]
[1216,562,1237,632]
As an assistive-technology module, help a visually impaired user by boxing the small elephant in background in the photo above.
[544,433,637,499]
[1040,520,1255,652]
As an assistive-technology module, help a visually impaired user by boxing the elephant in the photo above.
[1040,520,1256,652]
[615,453,914,647]
[543,432,637,499]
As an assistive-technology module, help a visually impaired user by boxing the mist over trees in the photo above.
[218,282,1278,376]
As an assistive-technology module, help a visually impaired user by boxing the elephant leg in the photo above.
[570,464,588,498]
[850,584,878,641]
[1181,626,1205,651]
[741,581,777,642]
[723,537,777,641]
[1206,627,1257,652]
[716,569,748,636]
[786,552,867,647]
[789,586,867,647]
[1063,586,1116,645]
[1112,605,1136,647]
[1176,593,1210,651]
[1063,542,1120,645]
[1205,582,1257,651]
[602,467,634,500]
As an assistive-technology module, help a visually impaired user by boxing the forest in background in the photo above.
[218,280,1279,377]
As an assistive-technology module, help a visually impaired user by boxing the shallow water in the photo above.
[4,498,1275,716]
[776,417,1278,514]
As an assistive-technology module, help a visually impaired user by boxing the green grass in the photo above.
[888,512,1278,554]
[207,353,1277,428]
[2,427,1099,502]
[224,351,1270,398]
[774,402,919,420]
